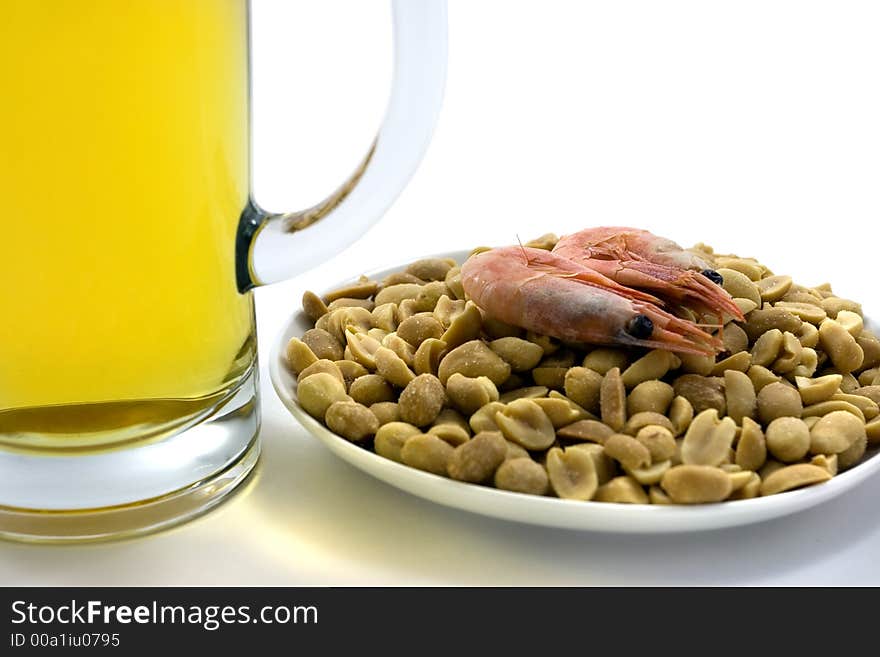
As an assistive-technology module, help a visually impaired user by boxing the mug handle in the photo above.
[237,0,448,291]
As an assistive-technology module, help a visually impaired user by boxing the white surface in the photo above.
[270,251,880,534]
[3,0,880,584]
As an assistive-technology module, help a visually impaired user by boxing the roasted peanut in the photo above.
[594,476,649,504]
[735,417,767,471]
[668,396,695,436]
[398,374,446,427]
[297,372,349,420]
[494,458,550,495]
[818,318,864,373]
[546,447,599,500]
[627,380,675,416]
[438,340,511,386]
[600,367,627,431]
[401,434,454,475]
[765,417,811,463]
[445,373,500,416]
[621,350,680,388]
[489,337,544,372]
[681,409,736,467]
[724,370,756,424]
[582,348,629,375]
[661,465,733,504]
[759,464,831,496]
[557,419,615,444]
[809,410,865,455]
[447,431,508,483]
[673,374,726,415]
[349,374,396,406]
[374,422,421,462]
[495,399,556,450]
[325,401,379,442]
[757,382,803,424]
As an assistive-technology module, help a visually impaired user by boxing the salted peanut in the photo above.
[323,277,378,302]
[374,422,421,462]
[301,327,344,362]
[618,350,679,388]
[796,322,820,349]
[810,410,865,455]
[625,460,671,486]
[567,443,616,484]
[396,314,444,348]
[325,401,379,442]
[743,307,802,342]
[297,372,349,420]
[302,290,329,321]
[769,331,802,375]
[326,306,374,343]
[505,441,530,460]
[345,327,383,370]
[681,409,736,467]
[546,447,599,500]
[791,348,818,379]
[381,271,423,287]
[437,340,511,386]
[802,400,865,423]
[710,351,752,376]
[819,319,864,373]
[733,298,759,315]
[821,296,862,319]
[440,302,483,349]
[533,396,590,428]
[381,332,415,367]
[803,415,820,429]
[594,476,649,504]
[810,454,838,476]
[838,430,867,470]
[759,460,786,480]
[583,348,629,375]
[649,486,673,504]
[405,257,454,282]
[635,425,677,462]
[489,337,544,372]
[370,303,398,333]
[412,338,447,376]
[795,374,842,405]
[600,367,627,432]
[839,373,860,394]
[673,374,726,415]
[854,386,880,405]
[523,232,559,250]
[563,367,603,414]
[627,380,675,416]
[728,473,762,500]
[831,393,879,420]
[722,323,750,355]
[857,333,880,369]
[757,382,803,424]
[481,316,522,340]
[622,412,675,436]
[444,266,465,300]
[401,433,454,476]
[715,256,764,281]
[604,433,652,471]
[757,275,793,302]
[396,374,445,427]
[765,417,811,463]
[773,302,826,325]
[718,268,761,306]
[374,346,416,388]
[723,370,756,424]
[675,352,715,376]
[866,416,880,444]
[782,291,824,306]
[750,329,784,367]
[327,297,374,312]
[349,374,395,406]
[335,359,369,389]
[760,464,831,496]
[532,367,568,390]
[298,359,345,386]
[469,401,506,434]
[557,419,615,444]
[524,331,560,356]
[370,402,400,426]
[447,431,507,483]
[747,365,781,393]
[494,458,550,495]
[428,423,470,446]
[286,337,319,374]
[499,386,549,402]
[495,399,555,450]
[834,310,864,338]
[432,295,466,329]
[368,327,390,343]
[668,396,694,436]
[374,283,424,307]
[661,465,733,504]
[446,373,499,416]
[859,368,880,386]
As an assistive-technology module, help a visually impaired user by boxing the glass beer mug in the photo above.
[0,0,447,541]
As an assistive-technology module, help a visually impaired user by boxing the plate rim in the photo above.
[267,249,880,533]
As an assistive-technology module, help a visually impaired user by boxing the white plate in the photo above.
[268,250,880,533]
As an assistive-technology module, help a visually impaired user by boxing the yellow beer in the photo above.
[0,1,254,447]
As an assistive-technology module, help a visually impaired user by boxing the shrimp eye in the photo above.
[626,314,654,339]
[702,269,724,285]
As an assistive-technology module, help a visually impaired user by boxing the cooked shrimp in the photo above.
[461,246,723,356]
[553,227,744,322]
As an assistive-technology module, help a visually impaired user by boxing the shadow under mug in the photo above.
[0,0,447,542]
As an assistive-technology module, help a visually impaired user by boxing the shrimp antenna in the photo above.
[515,234,528,264]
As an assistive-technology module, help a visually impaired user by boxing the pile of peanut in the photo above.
[285,238,880,504]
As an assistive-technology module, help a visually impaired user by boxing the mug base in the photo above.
[0,370,260,544]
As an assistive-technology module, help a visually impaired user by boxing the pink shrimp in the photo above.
[552,227,744,322]
[461,246,723,356]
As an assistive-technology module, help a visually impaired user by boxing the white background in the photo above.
[3,0,880,585]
